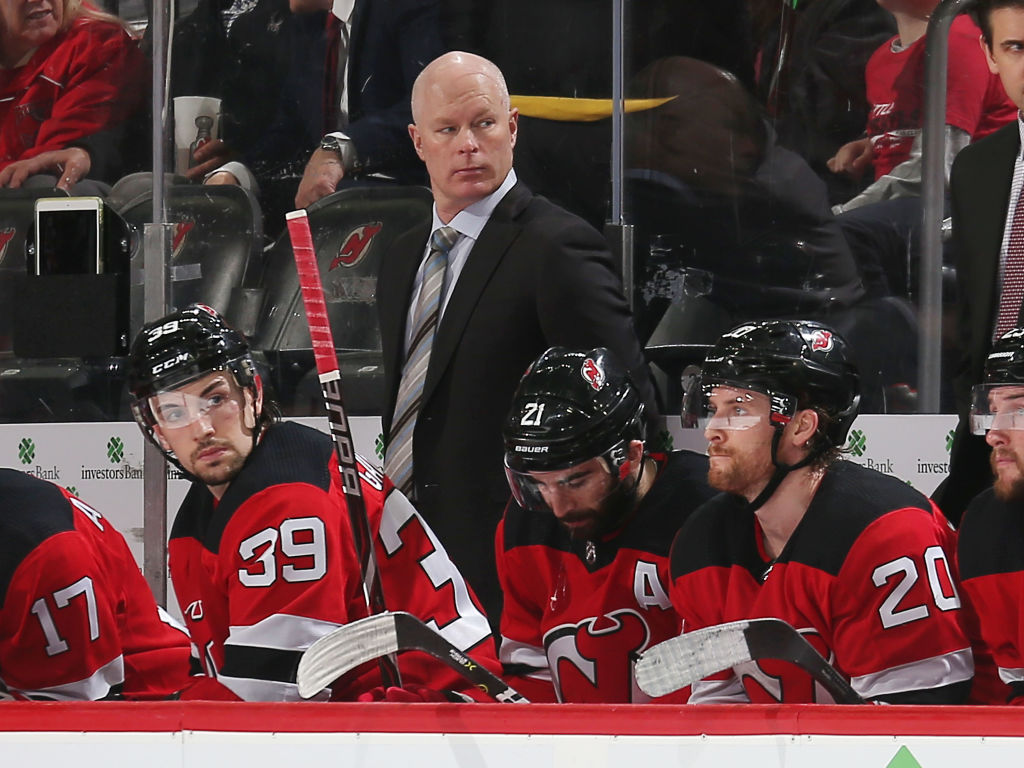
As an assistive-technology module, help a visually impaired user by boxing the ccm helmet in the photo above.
[503,347,645,511]
[127,304,260,467]
[970,327,1024,434]
[699,319,860,447]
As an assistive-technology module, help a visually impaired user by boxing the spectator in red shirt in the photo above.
[0,0,145,191]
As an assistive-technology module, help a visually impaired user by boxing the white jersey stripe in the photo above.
[850,648,974,698]
[218,673,330,703]
[499,636,550,681]
[690,675,748,704]
[227,613,342,651]
[998,666,1024,684]
[8,655,125,701]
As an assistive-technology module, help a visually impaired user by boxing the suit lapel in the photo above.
[422,183,532,402]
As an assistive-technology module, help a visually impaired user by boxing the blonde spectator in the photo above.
[0,0,144,190]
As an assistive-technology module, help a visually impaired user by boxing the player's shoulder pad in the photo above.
[612,451,717,557]
[500,498,566,554]
[0,469,76,603]
[790,461,937,576]
[668,491,751,580]
[175,422,334,551]
[958,487,1024,579]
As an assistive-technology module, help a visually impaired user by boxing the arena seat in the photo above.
[109,176,265,332]
[249,184,433,416]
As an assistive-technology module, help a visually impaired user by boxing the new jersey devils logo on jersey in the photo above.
[810,329,834,352]
[544,609,651,702]
[738,627,837,702]
[0,227,15,266]
[580,358,605,391]
[330,222,383,270]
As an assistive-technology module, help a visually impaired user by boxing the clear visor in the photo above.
[687,383,773,431]
[970,383,1024,435]
[146,376,243,431]
[504,444,628,513]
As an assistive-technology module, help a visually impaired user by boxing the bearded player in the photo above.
[957,327,1024,704]
[496,346,715,702]
[669,319,973,704]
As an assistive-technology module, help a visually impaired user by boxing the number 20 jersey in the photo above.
[168,421,498,701]
[669,460,973,703]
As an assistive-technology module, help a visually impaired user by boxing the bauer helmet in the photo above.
[970,327,1024,434]
[696,319,860,448]
[503,347,645,512]
[127,304,262,468]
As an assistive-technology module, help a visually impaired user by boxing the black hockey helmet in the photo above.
[970,327,1024,434]
[697,319,861,447]
[983,327,1024,385]
[127,304,261,466]
[504,346,645,472]
[503,347,645,511]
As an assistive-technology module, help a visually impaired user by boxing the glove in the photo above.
[356,685,473,703]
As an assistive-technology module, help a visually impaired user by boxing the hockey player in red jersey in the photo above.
[126,304,499,701]
[497,347,716,702]
[0,469,191,700]
[670,319,973,704]
[958,327,1024,704]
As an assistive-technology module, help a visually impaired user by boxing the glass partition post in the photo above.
[919,0,969,412]
[606,0,635,309]
[141,222,172,602]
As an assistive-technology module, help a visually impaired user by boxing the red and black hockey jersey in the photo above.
[168,421,498,701]
[496,451,715,702]
[957,487,1024,704]
[670,461,972,704]
[0,468,191,700]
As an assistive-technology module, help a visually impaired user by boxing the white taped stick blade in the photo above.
[296,612,400,698]
[634,620,754,697]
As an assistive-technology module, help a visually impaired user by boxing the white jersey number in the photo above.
[237,517,327,587]
[30,576,100,656]
[872,546,960,629]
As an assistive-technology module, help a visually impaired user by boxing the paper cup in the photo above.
[173,96,222,175]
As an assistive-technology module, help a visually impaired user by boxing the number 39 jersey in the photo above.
[0,468,191,700]
[670,461,973,704]
[496,451,716,703]
[168,421,498,701]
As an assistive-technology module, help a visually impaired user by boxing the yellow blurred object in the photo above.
[509,95,676,122]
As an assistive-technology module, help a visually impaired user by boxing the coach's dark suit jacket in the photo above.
[377,180,655,624]
[935,121,1020,523]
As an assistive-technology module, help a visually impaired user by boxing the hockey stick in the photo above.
[286,209,400,687]
[297,611,528,703]
[634,618,865,704]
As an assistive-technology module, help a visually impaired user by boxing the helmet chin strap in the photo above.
[746,426,817,512]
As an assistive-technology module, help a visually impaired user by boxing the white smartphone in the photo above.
[34,196,104,276]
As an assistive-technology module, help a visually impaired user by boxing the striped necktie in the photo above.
[995,191,1024,339]
[384,226,460,496]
